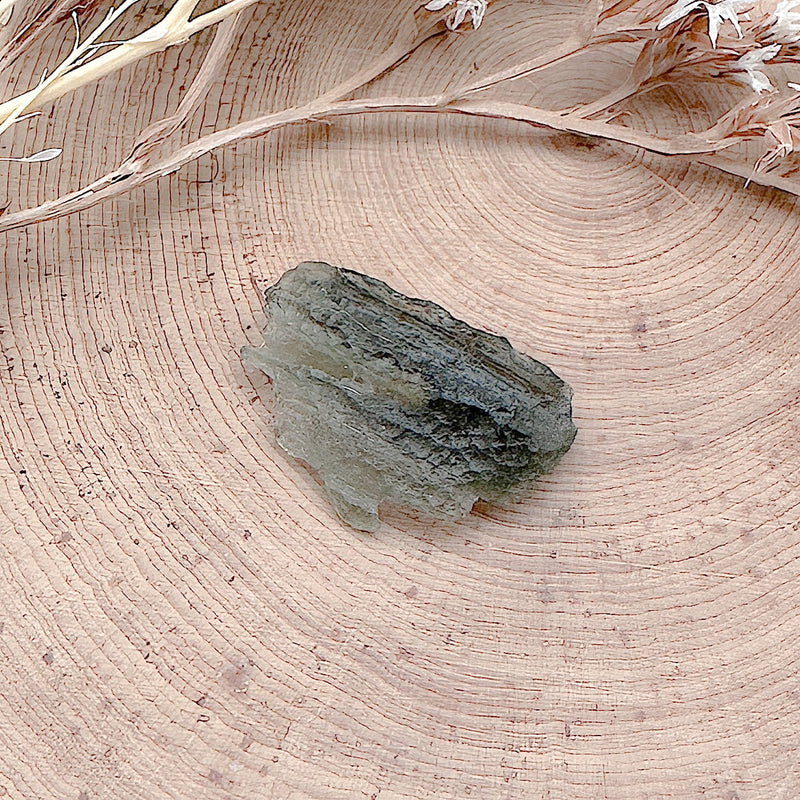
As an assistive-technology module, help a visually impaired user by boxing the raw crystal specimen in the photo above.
[242,262,576,532]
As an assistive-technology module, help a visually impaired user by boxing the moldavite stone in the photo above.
[242,262,576,532]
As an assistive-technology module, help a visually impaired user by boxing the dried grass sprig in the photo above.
[3,0,800,233]
[0,0,105,73]
[0,4,452,232]
[0,0,259,135]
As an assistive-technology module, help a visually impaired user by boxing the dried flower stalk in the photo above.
[0,0,260,135]
[2,0,800,233]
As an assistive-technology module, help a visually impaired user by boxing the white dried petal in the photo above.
[0,147,62,163]
[657,0,743,47]
[425,0,487,29]
[734,44,780,93]
[22,147,63,162]
[772,1,800,42]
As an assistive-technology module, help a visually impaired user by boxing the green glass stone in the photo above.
[243,262,576,531]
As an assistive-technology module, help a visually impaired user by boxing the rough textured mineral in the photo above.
[242,262,577,532]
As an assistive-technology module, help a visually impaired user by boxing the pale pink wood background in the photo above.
[0,1,798,798]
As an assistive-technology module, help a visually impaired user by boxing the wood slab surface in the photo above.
[0,1,798,798]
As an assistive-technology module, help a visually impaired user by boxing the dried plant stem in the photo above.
[0,0,259,131]
[569,79,648,119]
[0,0,15,23]
[0,3,796,233]
[318,97,736,155]
[453,23,660,100]
[698,153,800,195]
[126,11,243,162]
[454,40,598,98]
[0,86,774,233]
[0,6,449,232]
[0,1,101,73]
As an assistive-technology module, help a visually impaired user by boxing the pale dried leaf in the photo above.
[21,147,62,162]
[0,147,62,163]
[657,0,743,47]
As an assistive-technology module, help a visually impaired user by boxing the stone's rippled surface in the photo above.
[242,262,577,532]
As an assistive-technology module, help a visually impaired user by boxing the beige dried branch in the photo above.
[0,87,777,234]
[0,4,452,232]
[125,11,242,162]
[700,152,800,194]
[0,0,259,135]
[2,0,800,234]
[0,0,15,24]
[0,0,99,72]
